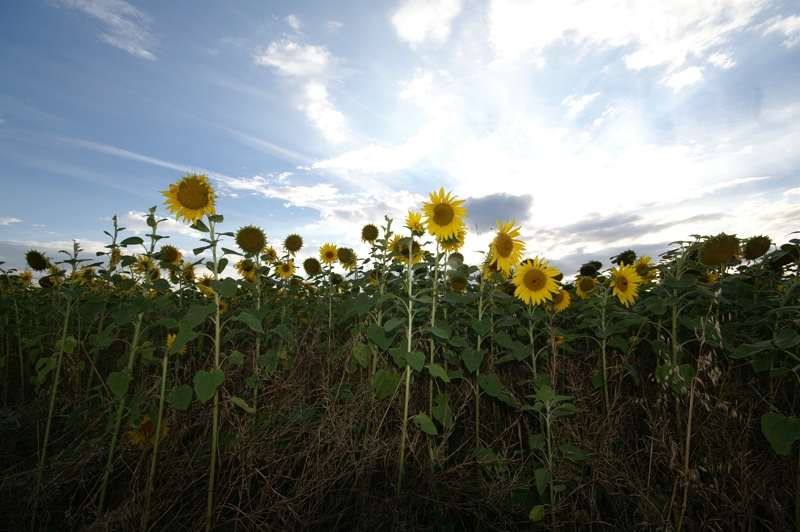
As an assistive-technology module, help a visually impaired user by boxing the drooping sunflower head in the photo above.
[699,233,739,267]
[25,250,48,272]
[162,173,216,224]
[575,277,597,299]
[611,264,643,307]
[132,255,153,276]
[491,220,525,275]
[262,246,277,264]
[166,333,187,355]
[284,234,303,255]
[634,255,656,280]
[331,273,344,285]
[512,256,561,306]
[320,243,338,264]
[276,259,296,279]
[303,257,322,276]
[182,263,196,283]
[75,266,96,286]
[406,211,425,235]
[611,250,637,267]
[197,273,214,296]
[159,245,182,265]
[547,289,571,313]
[236,226,267,255]
[338,248,358,271]
[440,228,466,254]
[422,188,467,241]
[743,235,772,261]
[579,260,602,277]
[361,223,379,244]
[236,259,257,280]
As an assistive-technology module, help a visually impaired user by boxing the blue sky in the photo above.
[1,0,799,278]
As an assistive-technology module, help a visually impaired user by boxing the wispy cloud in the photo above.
[562,92,601,118]
[285,14,301,30]
[762,15,800,48]
[0,218,22,226]
[59,0,157,59]
[663,66,704,92]
[391,0,464,48]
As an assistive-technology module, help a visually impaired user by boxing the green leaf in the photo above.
[210,278,238,297]
[461,348,484,374]
[384,317,405,332]
[761,412,800,455]
[231,396,255,414]
[374,369,401,401]
[776,329,800,349]
[405,350,425,372]
[477,373,516,407]
[258,349,278,374]
[528,434,545,450]
[471,317,492,337]
[236,311,263,334]
[192,219,210,232]
[643,295,665,315]
[169,328,197,354]
[194,368,225,404]
[353,342,372,368]
[182,303,216,328]
[529,505,545,522]
[226,350,245,367]
[558,443,585,461]
[167,384,192,411]
[432,393,453,428]
[367,323,395,350]
[56,335,78,355]
[107,369,132,398]
[607,336,629,353]
[448,336,470,349]
[426,362,450,382]
[493,330,518,349]
[413,412,438,435]
[535,468,551,496]
[731,340,772,359]
[150,279,171,292]
[624,363,640,385]
[119,236,144,247]
[427,326,451,340]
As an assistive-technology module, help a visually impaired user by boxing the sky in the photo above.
[1,0,799,279]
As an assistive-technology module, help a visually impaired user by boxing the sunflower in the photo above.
[159,245,182,266]
[361,224,379,244]
[132,255,154,276]
[634,255,656,281]
[25,250,48,272]
[699,233,739,267]
[162,173,216,224]
[743,235,771,261]
[612,250,637,266]
[337,247,357,271]
[303,257,322,276]
[218,299,228,315]
[75,266,96,287]
[579,260,602,277]
[368,268,383,286]
[406,211,425,235]
[276,260,296,279]
[547,289,571,313]
[236,226,267,255]
[128,416,168,446]
[447,252,464,267]
[389,235,423,265]
[491,221,525,275]
[18,270,32,287]
[441,228,466,254]
[262,246,277,264]
[450,279,467,292]
[320,243,338,264]
[611,264,643,307]
[511,256,561,306]
[284,234,303,256]
[236,259,257,281]
[181,263,196,283]
[575,277,597,299]
[197,274,214,296]
[108,248,121,268]
[422,188,467,241]
[166,333,187,355]
[482,259,509,281]
[698,271,719,285]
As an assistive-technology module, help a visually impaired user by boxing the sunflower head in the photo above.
[447,252,465,267]
[611,250,637,267]
[182,263,196,283]
[422,188,467,241]
[337,247,355,265]
[361,224,379,244]
[743,235,771,261]
[579,260,602,277]
[284,234,303,255]
[236,259,257,281]
[483,259,509,281]
[25,250,48,272]
[634,256,656,280]
[18,271,33,287]
[262,246,277,264]
[162,173,216,224]
[331,273,344,285]
[320,243,338,264]
[699,233,739,267]
[440,228,466,254]
[197,274,214,296]
[166,333,187,355]
[128,416,168,446]
[218,299,228,315]
[369,268,383,286]
[235,225,267,255]
[406,211,425,235]
[75,266,96,286]
[575,277,597,299]
[512,256,561,306]
[391,236,423,265]
[611,264,643,307]
[159,245,182,266]
[276,260,296,279]
[303,257,322,276]
[547,289,571,313]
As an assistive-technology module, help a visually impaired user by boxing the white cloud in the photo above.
[562,92,601,118]
[59,0,157,59]
[255,41,347,142]
[488,0,764,75]
[325,21,343,31]
[762,15,800,48]
[784,187,800,196]
[708,52,736,69]
[119,211,200,238]
[285,14,301,30]
[392,0,463,47]
[663,66,704,92]
[0,218,21,225]
[732,145,754,155]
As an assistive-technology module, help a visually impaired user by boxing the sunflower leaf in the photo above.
[412,412,438,435]
[167,385,192,411]
[119,237,144,247]
[374,369,401,401]
[191,219,210,232]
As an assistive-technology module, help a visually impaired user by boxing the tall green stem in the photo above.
[206,218,221,532]
[397,234,415,492]
[142,350,169,531]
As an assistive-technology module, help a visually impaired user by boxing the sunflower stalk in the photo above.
[396,233,416,493]
[205,216,223,532]
[142,347,169,531]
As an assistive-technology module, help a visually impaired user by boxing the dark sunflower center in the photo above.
[338,248,353,263]
[285,235,303,252]
[523,269,546,291]
[433,203,454,226]
[496,234,514,257]
[163,247,179,263]
[578,278,594,292]
[551,291,563,304]
[177,178,210,210]
[362,225,379,241]
[237,228,266,254]
[325,251,335,260]
[616,276,629,292]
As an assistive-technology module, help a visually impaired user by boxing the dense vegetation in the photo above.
[1,175,799,531]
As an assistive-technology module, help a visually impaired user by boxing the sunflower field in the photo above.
[1,174,800,531]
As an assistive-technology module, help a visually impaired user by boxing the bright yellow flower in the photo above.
[634,255,656,281]
[548,289,571,313]
[276,260,296,279]
[197,274,214,296]
[406,211,425,234]
[162,173,216,224]
[611,264,643,307]
[491,220,525,275]
[422,188,467,241]
[166,333,187,355]
[236,259,257,281]
[511,256,561,306]
[18,270,32,287]
[389,235,424,265]
[575,277,597,299]
[440,228,466,254]
[320,243,338,264]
